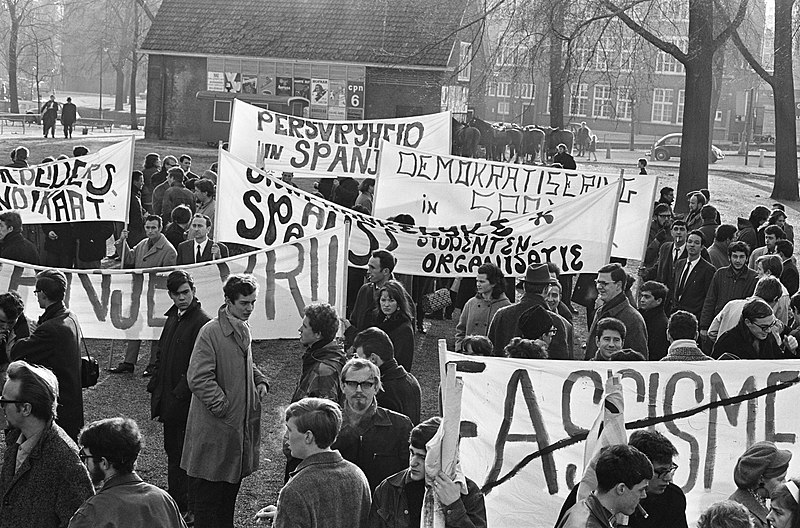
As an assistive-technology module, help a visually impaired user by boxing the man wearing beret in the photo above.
[10,269,84,441]
[488,263,572,359]
[729,441,792,528]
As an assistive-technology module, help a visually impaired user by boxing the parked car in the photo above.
[650,133,725,163]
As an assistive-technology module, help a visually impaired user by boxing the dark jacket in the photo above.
[729,488,768,528]
[735,218,760,251]
[332,405,413,491]
[11,302,84,441]
[348,280,416,346]
[128,187,146,245]
[556,493,613,528]
[553,152,576,170]
[176,239,230,265]
[377,359,421,425]
[72,221,115,262]
[60,102,77,125]
[698,218,720,247]
[488,292,571,359]
[781,258,799,296]
[42,223,75,256]
[585,293,649,360]
[0,422,94,528]
[148,298,212,423]
[640,306,669,361]
[0,230,39,265]
[713,319,787,360]
[163,222,187,252]
[671,257,716,319]
[333,177,359,209]
[369,469,487,528]
[700,265,758,329]
[556,483,687,528]
[291,339,346,403]
[67,472,186,528]
[375,312,416,372]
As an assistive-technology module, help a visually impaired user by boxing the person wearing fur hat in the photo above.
[518,304,557,354]
[488,263,572,359]
[368,417,487,528]
[729,441,792,528]
[9,269,85,441]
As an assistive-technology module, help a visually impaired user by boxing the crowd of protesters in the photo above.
[0,145,799,528]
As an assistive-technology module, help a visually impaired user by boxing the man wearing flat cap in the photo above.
[729,441,792,528]
[488,263,572,359]
[10,269,85,441]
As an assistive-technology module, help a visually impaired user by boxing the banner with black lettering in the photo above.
[374,142,658,260]
[0,226,346,340]
[443,350,800,527]
[227,99,452,177]
[216,150,620,277]
[0,136,134,223]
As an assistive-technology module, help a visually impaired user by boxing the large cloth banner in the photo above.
[227,99,452,177]
[0,226,346,340]
[216,150,620,277]
[374,142,658,260]
[443,351,800,527]
[0,136,134,224]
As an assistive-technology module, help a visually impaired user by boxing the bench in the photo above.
[76,118,114,133]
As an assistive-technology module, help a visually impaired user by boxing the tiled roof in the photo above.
[141,0,471,69]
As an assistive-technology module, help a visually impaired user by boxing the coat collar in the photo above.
[99,472,143,492]
[292,450,344,476]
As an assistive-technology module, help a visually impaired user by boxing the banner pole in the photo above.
[340,218,352,336]
[119,136,136,270]
[213,144,223,242]
[635,174,660,302]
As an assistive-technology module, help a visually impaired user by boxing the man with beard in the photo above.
[700,241,758,340]
[69,417,186,527]
[643,204,673,270]
[685,192,706,232]
[332,358,412,491]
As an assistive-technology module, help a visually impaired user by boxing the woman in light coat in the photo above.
[455,263,511,351]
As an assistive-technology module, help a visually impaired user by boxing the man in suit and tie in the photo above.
[672,230,716,320]
[176,214,229,265]
[639,220,687,295]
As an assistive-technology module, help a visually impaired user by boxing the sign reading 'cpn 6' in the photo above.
[347,81,364,109]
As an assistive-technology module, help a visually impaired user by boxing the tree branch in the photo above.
[601,0,688,63]
[134,0,155,22]
[712,0,750,48]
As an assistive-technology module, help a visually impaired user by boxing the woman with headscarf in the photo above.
[729,441,792,528]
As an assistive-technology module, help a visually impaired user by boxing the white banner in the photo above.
[0,226,346,340]
[216,151,620,277]
[374,143,658,260]
[444,350,800,527]
[0,137,134,224]
[227,99,452,177]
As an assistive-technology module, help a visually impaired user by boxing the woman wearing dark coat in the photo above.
[372,280,416,372]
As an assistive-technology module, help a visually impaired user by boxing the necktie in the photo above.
[195,245,202,263]
[678,262,691,294]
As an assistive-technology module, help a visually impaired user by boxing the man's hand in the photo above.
[700,330,708,338]
[48,231,58,240]
[257,383,269,400]
[340,317,352,331]
[434,471,462,506]
[254,504,277,524]
[784,335,798,354]
[119,229,129,241]
[211,243,221,259]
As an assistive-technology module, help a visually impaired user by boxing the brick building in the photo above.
[140,0,482,143]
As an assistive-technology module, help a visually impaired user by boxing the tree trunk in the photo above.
[674,0,715,214]
[130,0,139,130]
[709,44,725,148]
[7,1,19,113]
[114,65,125,111]
[771,0,798,200]
[548,6,565,129]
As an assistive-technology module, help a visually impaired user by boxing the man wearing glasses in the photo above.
[0,361,93,527]
[331,358,413,491]
[69,417,186,527]
[713,298,796,359]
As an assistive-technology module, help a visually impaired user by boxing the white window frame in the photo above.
[616,86,633,120]
[570,83,589,116]
[488,82,497,97]
[458,42,472,82]
[651,88,674,123]
[497,101,511,115]
[520,83,535,100]
[676,90,686,124]
[592,85,613,118]
[497,82,511,98]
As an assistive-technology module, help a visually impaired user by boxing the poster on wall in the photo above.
[276,77,293,96]
[294,77,311,100]
[311,78,329,106]
[207,72,225,92]
[241,75,258,94]
[328,80,346,108]
[259,74,275,95]
[224,72,242,93]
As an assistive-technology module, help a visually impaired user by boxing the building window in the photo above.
[593,85,613,118]
[574,46,592,69]
[570,83,588,116]
[676,90,686,124]
[213,100,232,123]
[458,42,472,82]
[616,87,633,120]
[620,38,634,71]
[495,44,528,67]
[651,88,673,123]
[593,38,613,71]
[520,83,535,100]
[497,82,511,98]
[488,82,497,97]
[497,101,510,115]
[656,39,686,74]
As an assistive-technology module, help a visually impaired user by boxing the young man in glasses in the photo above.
[69,417,186,527]
[0,361,93,527]
[331,357,413,491]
